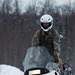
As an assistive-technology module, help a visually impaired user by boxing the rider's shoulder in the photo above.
[52,28,59,35]
[36,29,40,34]
[33,29,40,38]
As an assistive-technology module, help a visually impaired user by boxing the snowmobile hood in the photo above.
[43,70,60,75]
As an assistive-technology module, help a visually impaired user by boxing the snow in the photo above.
[59,34,64,39]
[0,64,60,75]
[0,64,24,75]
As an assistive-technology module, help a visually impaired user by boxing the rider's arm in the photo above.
[53,29,61,62]
[28,30,40,64]
[32,30,40,46]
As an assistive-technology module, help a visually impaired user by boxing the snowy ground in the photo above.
[0,64,24,75]
[0,64,61,75]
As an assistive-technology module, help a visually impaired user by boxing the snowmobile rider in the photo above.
[31,14,63,68]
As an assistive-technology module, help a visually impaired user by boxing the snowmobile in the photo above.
[22,46,72,75]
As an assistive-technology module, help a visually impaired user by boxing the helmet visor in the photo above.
[41,22,52,29]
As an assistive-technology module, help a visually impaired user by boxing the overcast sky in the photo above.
[17,0,75,13]
[0,0,75,13]
[19,0,75,6]
[56,0,75,5]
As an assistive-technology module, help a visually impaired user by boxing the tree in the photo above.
[40,0,55,14]
[14,0,20,15]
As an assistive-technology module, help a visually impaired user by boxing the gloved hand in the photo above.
[57,59,64,69]
[53,55,59,63]
[53,55,64,69]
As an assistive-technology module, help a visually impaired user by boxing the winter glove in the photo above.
[58,59,64,69]
[53,55,59,63]
[53,55,64,69]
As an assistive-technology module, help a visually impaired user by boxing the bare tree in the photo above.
[14,0,20,15]
[40,0,55,14]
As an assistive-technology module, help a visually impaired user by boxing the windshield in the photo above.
[22,46,54,72]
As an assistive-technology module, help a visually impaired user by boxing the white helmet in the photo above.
[40,14,53,32]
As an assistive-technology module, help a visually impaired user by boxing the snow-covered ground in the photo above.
[0,64,24,75]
